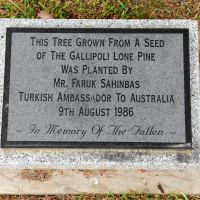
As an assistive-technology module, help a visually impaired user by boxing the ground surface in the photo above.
[0,0,199,20]
[1,194,200,200]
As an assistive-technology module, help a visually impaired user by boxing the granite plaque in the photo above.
[1,28,191,148]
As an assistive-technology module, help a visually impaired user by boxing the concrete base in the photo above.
[0,168,199,194]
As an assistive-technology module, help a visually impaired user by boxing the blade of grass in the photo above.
[181,192,189,200]
[38,2,47,10]
[8,0,24,14]
[118,0,127,10]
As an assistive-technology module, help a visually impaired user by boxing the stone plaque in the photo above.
[1,28,191,148]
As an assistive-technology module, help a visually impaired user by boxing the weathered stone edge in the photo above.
[0,19,199,170]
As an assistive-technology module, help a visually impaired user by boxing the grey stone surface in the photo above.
[0,19,199,169]
[5,29,187,145]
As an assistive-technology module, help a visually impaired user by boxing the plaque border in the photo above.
[1,28,191,149]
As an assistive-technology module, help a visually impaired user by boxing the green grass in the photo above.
[0,0,200,20]
[1,193,200,200]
